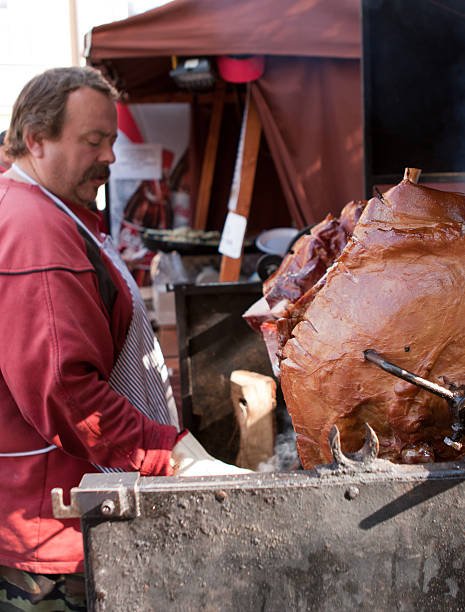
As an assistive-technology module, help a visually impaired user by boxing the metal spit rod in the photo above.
[363,349,455,401]
[363,349,465,450]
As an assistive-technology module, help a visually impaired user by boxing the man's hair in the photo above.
[6,66,119,159]
[0,131,6,146]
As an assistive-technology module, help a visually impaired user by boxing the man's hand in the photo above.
[171,431,252,477]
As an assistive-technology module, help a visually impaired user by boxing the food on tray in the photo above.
[143,227,221,244]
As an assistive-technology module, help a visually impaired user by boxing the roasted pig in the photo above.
[280,170,465,468]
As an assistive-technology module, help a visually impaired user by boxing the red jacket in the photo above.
[0,176,178,573]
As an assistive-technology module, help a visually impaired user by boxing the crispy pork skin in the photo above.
[263,201,366,313]
[281,177,465,468]
[242,200,367,373]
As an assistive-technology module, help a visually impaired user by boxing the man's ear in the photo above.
[24,128,45,158]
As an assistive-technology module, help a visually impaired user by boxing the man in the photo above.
[0,130,11,172]
[0,67,247,610]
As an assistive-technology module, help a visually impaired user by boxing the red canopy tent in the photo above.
[86,0,363,274]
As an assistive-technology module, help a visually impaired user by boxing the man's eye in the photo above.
[88,140,100,147]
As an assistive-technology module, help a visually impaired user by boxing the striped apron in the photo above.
[6,164,179,468]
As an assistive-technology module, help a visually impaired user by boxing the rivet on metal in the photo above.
[100,499,116,516]
[344,486,360,500]
[215,490,227,503]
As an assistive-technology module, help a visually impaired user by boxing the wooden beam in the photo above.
[219,250,242,281]
[220,92,262,282]
[193,84,226,230]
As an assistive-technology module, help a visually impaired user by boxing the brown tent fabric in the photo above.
[87,0,363,227]
[87,0,361,61]
[252,56,363,226]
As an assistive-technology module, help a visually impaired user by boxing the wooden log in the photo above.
[230,369,276,470]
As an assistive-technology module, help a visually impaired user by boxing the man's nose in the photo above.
[98,142,116,164]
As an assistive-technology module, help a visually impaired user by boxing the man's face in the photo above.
[36,86,118,207]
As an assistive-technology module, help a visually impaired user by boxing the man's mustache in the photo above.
[80,165,111,183]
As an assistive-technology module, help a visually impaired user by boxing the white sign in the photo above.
[112,143,162,180]
[218,211,247,259]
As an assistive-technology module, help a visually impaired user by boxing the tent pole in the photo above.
[68,0,79,66]
[220,92,262,282]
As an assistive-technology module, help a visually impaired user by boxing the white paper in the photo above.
[112,143,162,180]
[218,211,247,259]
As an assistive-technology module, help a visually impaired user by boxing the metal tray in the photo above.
[141,228,256,255]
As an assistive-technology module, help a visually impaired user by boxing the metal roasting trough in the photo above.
[52,424,465,612]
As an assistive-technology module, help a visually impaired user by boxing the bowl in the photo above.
[255,227,299,255]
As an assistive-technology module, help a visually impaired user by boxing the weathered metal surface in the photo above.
[77,456,465,612]
[52,472,140,519]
